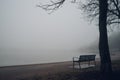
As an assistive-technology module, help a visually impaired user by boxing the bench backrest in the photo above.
[79,55,96,62]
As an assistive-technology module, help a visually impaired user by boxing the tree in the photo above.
[81,0,120,30]
[79,0,120,79]
[37,0,120,79]
[99,0,112,79]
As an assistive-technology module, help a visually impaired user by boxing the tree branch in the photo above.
[111,0,120,18]
[37,0,65,13]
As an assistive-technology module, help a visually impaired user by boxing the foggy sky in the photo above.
[0,0,98,50]
[0,0,98,66]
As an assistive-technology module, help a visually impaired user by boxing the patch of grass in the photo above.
[30,70,101,80]
[19,70,120,80]
[19,60,120,80]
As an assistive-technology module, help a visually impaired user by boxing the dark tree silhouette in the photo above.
[99,0,112,79]
[78,0,120,79]
[38,0,120,79]
[81,0,120,30]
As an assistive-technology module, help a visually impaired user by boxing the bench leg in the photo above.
[73,61,74,69]
[94,61,96,66]
[79,62,81,69]
[88,61,90,66]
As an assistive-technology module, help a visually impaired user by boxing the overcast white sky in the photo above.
[0,0,100,66]
[0,0,99,51]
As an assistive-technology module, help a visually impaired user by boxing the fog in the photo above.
[0,0,98,66]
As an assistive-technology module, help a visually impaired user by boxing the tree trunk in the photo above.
[99,0,112,79]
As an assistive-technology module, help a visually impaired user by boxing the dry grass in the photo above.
[19,60,120,80]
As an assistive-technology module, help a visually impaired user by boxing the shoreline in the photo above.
[0,57,101,68]
[0,61,72,68]
[0,51,119,68]
[0,54,119,68]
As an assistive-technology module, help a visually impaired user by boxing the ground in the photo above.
[0,53,120,80]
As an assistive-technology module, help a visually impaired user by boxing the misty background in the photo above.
[0,0,119,67]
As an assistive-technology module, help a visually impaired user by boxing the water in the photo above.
[0,49,99,67]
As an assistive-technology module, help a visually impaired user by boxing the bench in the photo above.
[73,55,96,69]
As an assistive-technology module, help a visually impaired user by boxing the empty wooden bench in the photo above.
[73,55,96,69]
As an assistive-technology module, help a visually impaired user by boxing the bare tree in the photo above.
[80,1,120,79]
[82,0,120,30]
[38,0,120,80]
[99,0,112,80]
